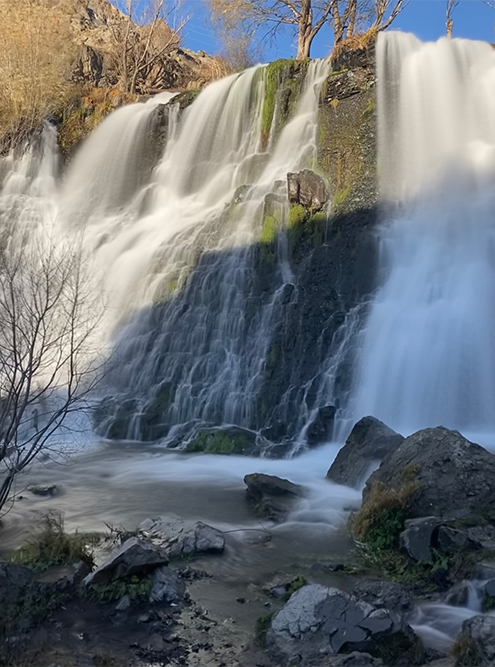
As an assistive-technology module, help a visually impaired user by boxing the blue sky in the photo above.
[112,1,495,60]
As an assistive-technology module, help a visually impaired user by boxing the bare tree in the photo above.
[113,0,187,94]
[446,0,460,36]
[207,0,411,61]
[0,230,103,515]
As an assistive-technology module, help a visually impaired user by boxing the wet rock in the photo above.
[287,169,328,210]
[36,560,91,595]
[306,405,336,446]
[329,653,383,666]
[263,574,307,599]
[455,615,495,666]
[363,427,495,522]
[149,566,185,603]
[266,584,424,666]
[399,517,439,563]
[437,526,479,553]
[115,594,131,611]
[82,537,168,586]
[445,581,473,607]
[466,526,495,550]
[473,562,495,580]
[185,425,258,455]
[352,580,413,615]
[244,473,302,522]
[27,484,59,497]
[327,416,404,488]
[138,515,225,557]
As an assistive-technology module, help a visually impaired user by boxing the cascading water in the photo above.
[349,33,495,439]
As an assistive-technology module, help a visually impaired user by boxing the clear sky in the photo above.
[112,1,495,60]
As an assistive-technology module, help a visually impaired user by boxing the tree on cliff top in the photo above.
[0,231,103,515]
[206,0,411,62]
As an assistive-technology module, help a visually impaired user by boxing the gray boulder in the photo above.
[363,427,495,522]
[138,515,225,557]
[437,526,479,554]
[0,562,33,630]
[352,580,413,615]
[466,526,495,550]
[455,615,495,666]
[27,484,59,497]
[83,537,168,586]
[327,417,404,489]
[149,566,185,603]
[399,517,439,563]
[244,473,302,522]
[287,170,328,210]
[266,584,424,666]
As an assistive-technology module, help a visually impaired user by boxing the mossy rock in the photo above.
[186,426,257,455]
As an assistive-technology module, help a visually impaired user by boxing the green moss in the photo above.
[255,613,274,647]
[262,60,292,141]
[186,429,254,455]
[363,97,376,119]
[286,576,307,596]
[11,512,98,572]
[86,574,152,604]
[261,215,278,244]
[333,185,351,209]
[288,204,306,228]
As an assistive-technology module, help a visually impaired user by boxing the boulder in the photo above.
[138,515,225,558]
[362,427,495,522]
[399,517,439,563]
[455,615,495,666]
[82,537,168,587]
[327,417,404,488]
[244,473,302,522]
[287,170,328,210]
[306,405,336,446]
[149,566,185,603]
[266,584,424,666]
[466,526,495,551]
[436,526,479,554]
[27,484,59,497]
[352,580,413,615]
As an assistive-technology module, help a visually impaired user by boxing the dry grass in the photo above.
[331,27,378,64]
[0,0,76,151]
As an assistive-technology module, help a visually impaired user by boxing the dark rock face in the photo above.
[138,515,225,557]
[399,517,439,563]
[287,169,328,210]
[363,427,495,521]
[83,537,168,586]
[306,405,336,446]
[327,417,404,488]
[456,615,495,666]
[437,526,479,554]
[352,580,413,616]
[266,584,424,666]
[0,562,33,630]
[244,473,302,522]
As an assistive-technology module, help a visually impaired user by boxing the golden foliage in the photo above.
[331,27,378,63]
[0,0,76,149]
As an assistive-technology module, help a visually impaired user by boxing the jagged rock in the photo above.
[138,515,225,557]
[363,427,495,522]
[327,416,404,488]
[306,405,336,446]
[27,484,59,497]
[287,169,328,210]
[399,517,439,563]
[115,594,131,611]
[352,580,413,615]
[266,584,424,666]
[437,526,479,553]
[36,560,91,596]
[82,537,168,586]
[149,566,185,603]
[455,615,495,666]
[244,473,302,522]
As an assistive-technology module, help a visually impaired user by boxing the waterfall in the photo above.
[350,33,495,438]
[1,59,332,445]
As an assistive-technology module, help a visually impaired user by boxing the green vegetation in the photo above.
[482,593,495,611]
[11,512,98,572]
[261,60,291,142]
[363,97,376,119]
[255,613,274,647]
[286,575,307,598]
[86,574,152,604]
[261,215,278,245]
[333,185,351,209]
[186,429,254,455]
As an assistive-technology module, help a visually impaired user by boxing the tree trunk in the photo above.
[297,0,313,60]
